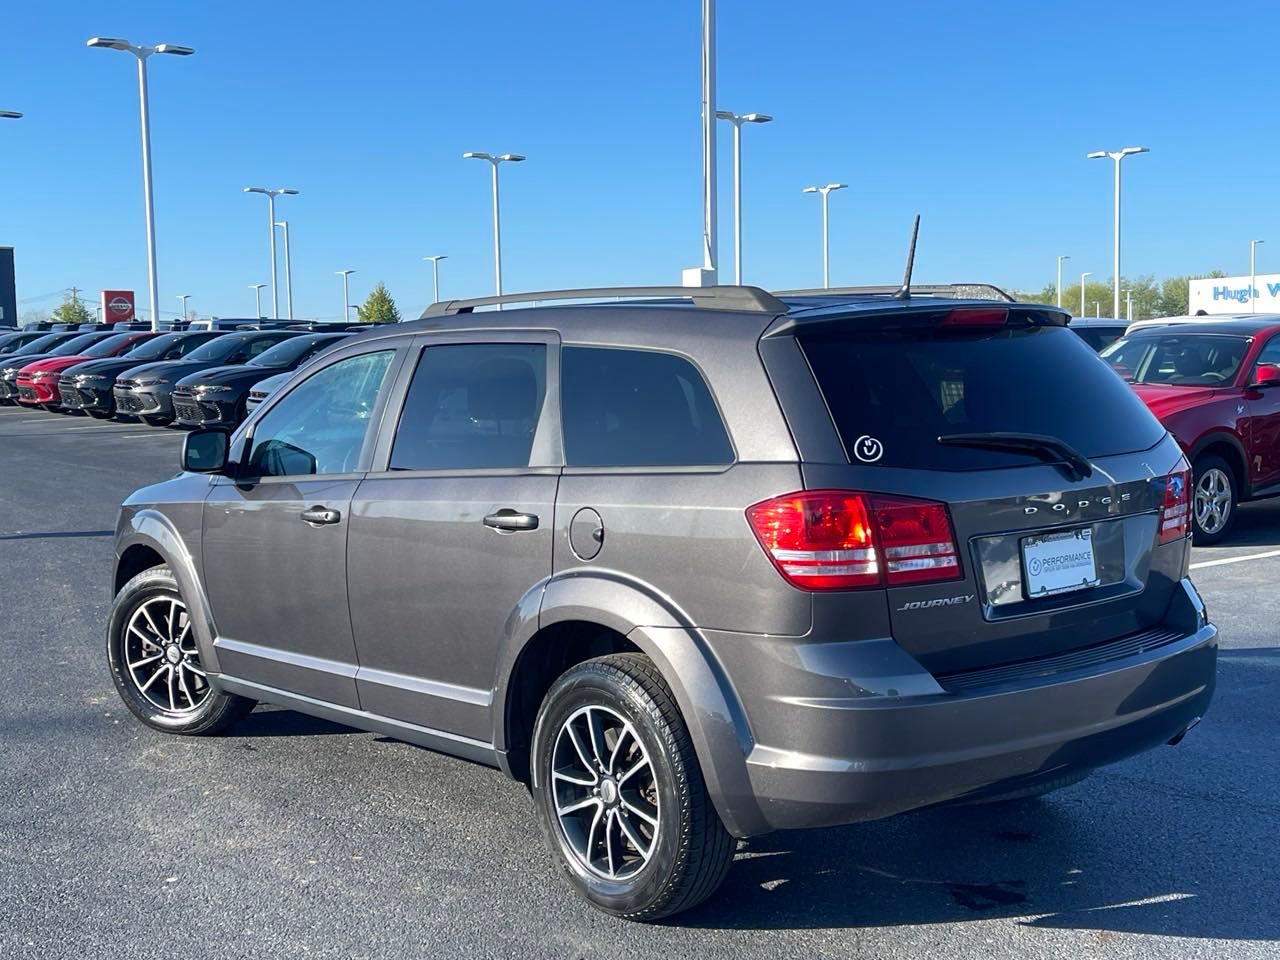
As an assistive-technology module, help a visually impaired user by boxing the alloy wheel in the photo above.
[551,705,661,881]
[1194,467,1232,535]
[123,596,209,714]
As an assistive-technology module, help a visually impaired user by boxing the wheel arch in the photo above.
[1188,432,1250,499]
[494,572,768,838]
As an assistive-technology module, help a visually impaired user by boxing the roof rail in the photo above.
[776,283,1017,304]
[420,285,788,318]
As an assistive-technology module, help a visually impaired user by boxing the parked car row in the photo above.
[0,326,352,427]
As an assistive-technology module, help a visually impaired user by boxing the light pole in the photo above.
[802,183,847,289]
[336,270,354,324]
[176,293,190,322]
[87,37,194,332]
[715,110,772,284]
[423,255,447,304]
[275,220,294,320]
[1125,288,1133,322]
[1087,145,1149,320]
[1056,255,1071,308]
[463,152,525,306]
[1080,271,1092,318]
[243,187,299,319]
[1251,239,1265,314]
[249,283,266,318]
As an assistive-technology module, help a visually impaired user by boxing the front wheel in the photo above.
[1192,454,1237,545]
[530,653,735,921]
[106,565,255,735]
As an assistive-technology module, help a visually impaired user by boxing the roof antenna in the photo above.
[893,214,921,300]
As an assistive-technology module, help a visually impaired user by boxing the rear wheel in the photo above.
[106,566,255,735]
[530,653,735,921]
[1192,454,1237,545]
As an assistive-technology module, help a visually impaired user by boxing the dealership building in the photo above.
[1189,274,1280,314]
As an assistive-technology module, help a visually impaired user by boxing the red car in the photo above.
[1101,318,1280,543]
[16,332,159,410]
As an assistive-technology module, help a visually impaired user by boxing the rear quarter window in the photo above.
[800,324,1165,470]
[561,346,733,467]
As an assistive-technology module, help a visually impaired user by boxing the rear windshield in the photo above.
[1099,333,1249,386]
[800,324,1164,470]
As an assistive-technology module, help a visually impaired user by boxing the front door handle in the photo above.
[300,505,342,525]
[483,509,539,532]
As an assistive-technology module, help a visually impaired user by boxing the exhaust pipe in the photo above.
[1167,716,1202,746]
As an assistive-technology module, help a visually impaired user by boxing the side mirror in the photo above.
[182,428,230,473]
[1251,362,1280,388]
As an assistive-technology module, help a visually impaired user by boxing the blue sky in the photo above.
[1,0,1276,322]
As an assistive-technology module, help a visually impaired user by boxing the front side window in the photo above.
[390,343,546,471]
[1251,336,1280,375]
[247,350,394,478]
[560,346,733,467]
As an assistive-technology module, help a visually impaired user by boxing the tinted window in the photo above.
[1072,327,1126,352]
[0,332,42,354]
[1101,334,1249,386]
[80,334,140,359]
[185,335,254,363]
[802,324,1165,471]
[231,333,296,363]
[1252,336,1280,372]
[247,350,395,477]
[561,347,733,467]
[14,333,74,353]
[248,334,347,368]
[51,333,113,356]
[390,344,546,471]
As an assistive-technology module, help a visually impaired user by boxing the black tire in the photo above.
[88,408,114,420]
[106,565,255,735]
[1192,454,1237,545]
[141,414,170,427]
[957,769,1091,806]
[530,653,735,921]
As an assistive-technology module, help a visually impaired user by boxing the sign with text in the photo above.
[101,289,136,323]
[1189,274,1280,315]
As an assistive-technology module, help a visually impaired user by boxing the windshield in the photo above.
[51,333,113,356]
[80,334,139,359]
[123,333,184,360]
[1100,334,1250,386]
[800,323,1165,470]
[248,334,346,368]
[185,335,248,363]
[18,333,73,354]
[0,333,41,354]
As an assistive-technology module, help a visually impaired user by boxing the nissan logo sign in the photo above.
[108,297,132,317]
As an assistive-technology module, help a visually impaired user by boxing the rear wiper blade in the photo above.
[937,432,1094,481]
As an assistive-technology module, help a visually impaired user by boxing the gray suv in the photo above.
[106,284,1217,920]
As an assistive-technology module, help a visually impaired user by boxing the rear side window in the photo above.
[561,347,733,467]
[800,324,1164,470]
[390,343,546,471]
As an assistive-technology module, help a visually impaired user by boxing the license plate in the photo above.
[1022,528,1098,598]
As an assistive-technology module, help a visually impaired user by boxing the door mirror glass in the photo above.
[182,428,229,473]
[1251,362,1280,388]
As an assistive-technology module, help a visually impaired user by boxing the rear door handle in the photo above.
[483,509,539,532]
[300,505,342,525]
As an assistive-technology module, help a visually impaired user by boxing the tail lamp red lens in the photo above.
[942,307,1009,328]
[1158,468,1191,543]
[746,490,961,591]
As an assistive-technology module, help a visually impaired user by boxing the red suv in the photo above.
[1101,318,1280,543]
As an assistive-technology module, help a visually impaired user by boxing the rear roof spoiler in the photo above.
[777,283,1017,303]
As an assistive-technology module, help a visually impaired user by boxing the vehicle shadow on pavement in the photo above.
[677,650,1279,941]
[232,706,360,738]
[1202,500,1280,549]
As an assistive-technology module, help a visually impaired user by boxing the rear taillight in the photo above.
[942,307,1009,328]
[746,490,960,591]
[1158,468,1191,543]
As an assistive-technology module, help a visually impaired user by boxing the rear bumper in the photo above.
[705,578,1216,834]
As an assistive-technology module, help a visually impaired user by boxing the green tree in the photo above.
[51,294,94,326]
[356,282,401,325]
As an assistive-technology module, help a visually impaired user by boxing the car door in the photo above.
[201,340,406,707]
[346,333,559,743]
[1244,334,1280,490]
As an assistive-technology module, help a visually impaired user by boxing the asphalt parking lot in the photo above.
[1,404,1276,960]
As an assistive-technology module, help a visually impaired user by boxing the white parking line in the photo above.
[1190,549,1280,570]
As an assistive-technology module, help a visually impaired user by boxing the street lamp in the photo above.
[0,111,21,119]
[1125,288,1133,322]
[463,152,525,305]
[249,283,266,318]
[802,183,847,289]
[1087,145,1149,320]
[176,293,190,322]
[336,270,355,324]
[1251,239,1265,314]
[274,220,294,320]
[87,37,195,332]
[243,186,299,319]
[715,110,772,284]
[1056,255,1071,308]
[423,255,447,304]
[1079,271,1092,318]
